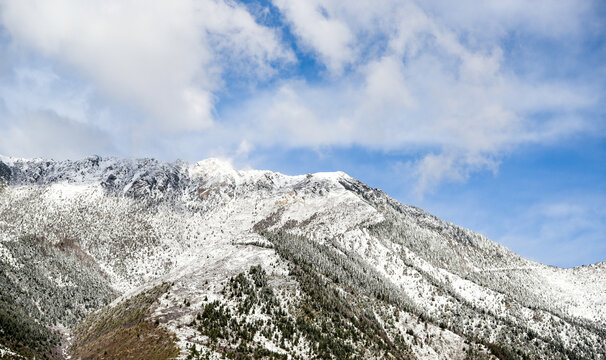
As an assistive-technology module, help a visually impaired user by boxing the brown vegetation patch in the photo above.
[71,283,179,360]
[70,321,178,360]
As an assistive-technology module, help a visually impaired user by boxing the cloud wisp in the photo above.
[498,198,606,267]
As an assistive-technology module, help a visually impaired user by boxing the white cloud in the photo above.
[273,0,353,75]
[497,198,606,267]
[411,153,499,197]
[1,67,92,123]
[418,0,597,41]
[0,0,292,131]
[0,110,114,159]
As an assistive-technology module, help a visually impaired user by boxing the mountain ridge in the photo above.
[0,155,604,359]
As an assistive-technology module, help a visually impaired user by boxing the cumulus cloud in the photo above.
[0,0,292,131]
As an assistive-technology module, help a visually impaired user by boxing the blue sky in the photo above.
[0,0,604,267]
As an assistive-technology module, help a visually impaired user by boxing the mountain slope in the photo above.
[0,155,604,359]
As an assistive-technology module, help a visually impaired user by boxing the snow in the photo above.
[0,242,21,269]
[309,170,349,181]
[0,154,42,167]
[1,155,604,358]
[189,158,241,185]
[0,344,24,359]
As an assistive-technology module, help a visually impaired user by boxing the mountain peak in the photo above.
[311,170,350,181]
[189,157,240,183]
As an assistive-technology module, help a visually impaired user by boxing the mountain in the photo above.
[0,155,604,360]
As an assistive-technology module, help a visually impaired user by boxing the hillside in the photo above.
[0,155,604,359]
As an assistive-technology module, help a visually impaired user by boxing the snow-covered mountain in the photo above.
[0,155,604,359]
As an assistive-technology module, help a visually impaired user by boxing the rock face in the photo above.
[0,155,604,360]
